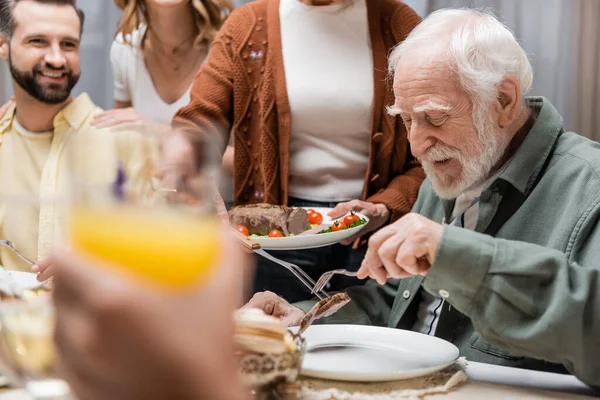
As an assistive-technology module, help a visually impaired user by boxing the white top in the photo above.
[412,185,484,335]
[110,25,193,124]
[280,0,374,202]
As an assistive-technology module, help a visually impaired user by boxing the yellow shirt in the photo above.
[0,93,148,271]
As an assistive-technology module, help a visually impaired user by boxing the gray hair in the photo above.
[0,0,85,39]
[389,8,533,108]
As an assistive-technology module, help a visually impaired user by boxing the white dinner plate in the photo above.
[290,324,459,382]
[1,270,45,291]
[251,207,369,250]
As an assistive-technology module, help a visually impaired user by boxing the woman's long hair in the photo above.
[114,0,234,48]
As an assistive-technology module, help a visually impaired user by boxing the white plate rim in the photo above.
[290,324,460,382]
[2,270,45,291]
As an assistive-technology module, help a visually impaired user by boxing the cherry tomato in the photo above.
[308,211,323,225]
[268,229,283,238]
[236,225,250,236]
[305,208,315,214]
[331,221,347,232]
[351,211,361,222]
[343,215,356,226]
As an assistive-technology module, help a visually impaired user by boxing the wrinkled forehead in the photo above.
[392,59,465,109]
[391,46,455,87]
[12,1,81,40]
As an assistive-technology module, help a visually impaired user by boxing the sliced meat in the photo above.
[287,208,309,235]
[229,203,291,236]
[314,292,351,319]
[229,204,309,236]
[299,292,351,334]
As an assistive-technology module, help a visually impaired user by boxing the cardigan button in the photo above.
[402,290,410,299]
[372,132,384,143]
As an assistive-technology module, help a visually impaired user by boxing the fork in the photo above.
[0,240,34,266]
[254,248,330,300]
[312,269,359,294]
[232,229,330,299]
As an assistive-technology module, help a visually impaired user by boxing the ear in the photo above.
[494,75,521,129]
[0,35,9,60]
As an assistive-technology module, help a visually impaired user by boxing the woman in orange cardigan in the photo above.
[173,0,425,302]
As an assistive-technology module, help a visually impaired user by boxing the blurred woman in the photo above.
[94,0,233,125]
[93,0,236,203]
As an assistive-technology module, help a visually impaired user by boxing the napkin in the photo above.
[298,358,468,400]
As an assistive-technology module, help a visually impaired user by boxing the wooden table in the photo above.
[0,362,596,399]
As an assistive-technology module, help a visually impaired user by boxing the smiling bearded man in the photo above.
[244,8,600,389]
[0,0,148,274]
[8,44,80,105]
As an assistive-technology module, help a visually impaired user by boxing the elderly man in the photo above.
[245,9,600,387]
[0,0,146,275]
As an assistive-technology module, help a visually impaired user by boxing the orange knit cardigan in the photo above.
[174,0,425,222]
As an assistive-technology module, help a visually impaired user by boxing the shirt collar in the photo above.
[488,96,564,196]
[52,93,96,130]
[0,93,96,136]
[0,102,16,134]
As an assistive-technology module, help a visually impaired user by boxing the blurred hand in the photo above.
[358,213,443,284]
[328,200,390,246]
[91,107,143,129]
[0,97,15,117]
[242,291,305,327]
[53,233,250,400]
[157,132,229,225]
[32,257,54,282]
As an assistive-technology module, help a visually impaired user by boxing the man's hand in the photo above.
[328,200,390,245]
[243,291,305,327]
[32,257,54,282]
[359,213,443,284]
[53,233,250,400]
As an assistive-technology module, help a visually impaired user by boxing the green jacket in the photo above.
[296,97,600,387]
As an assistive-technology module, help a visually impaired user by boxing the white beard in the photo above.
[422,110,511,200]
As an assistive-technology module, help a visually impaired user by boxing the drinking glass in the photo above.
[65,123,225,288]
[0,296,69,399]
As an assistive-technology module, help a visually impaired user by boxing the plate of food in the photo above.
[289,324,460,382]
[230,205,369,250]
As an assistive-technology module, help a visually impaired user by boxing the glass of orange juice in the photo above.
[64,123,224,289]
